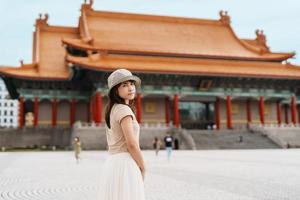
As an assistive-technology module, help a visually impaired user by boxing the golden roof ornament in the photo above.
[255,29,270,53]
[36,13,49,27]
[255,29,267,46]
[82,0,93,10]
[219,10,231,25]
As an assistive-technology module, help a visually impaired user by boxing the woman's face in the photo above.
[117,80,136,101]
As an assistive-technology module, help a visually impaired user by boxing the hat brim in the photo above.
[108,75,141,95]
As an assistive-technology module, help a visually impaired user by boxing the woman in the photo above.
[97,69,146,200]
[152,137,161,156]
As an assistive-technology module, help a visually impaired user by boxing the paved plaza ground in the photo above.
[0,149,300,200]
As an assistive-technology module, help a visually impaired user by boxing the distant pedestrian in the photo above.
[164,134,174,161]
[152,137,162,156]
[73,137,81,164]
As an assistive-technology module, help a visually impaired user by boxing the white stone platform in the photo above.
[0,149,300,200]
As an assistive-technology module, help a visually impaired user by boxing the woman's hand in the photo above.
[140,167,146,181]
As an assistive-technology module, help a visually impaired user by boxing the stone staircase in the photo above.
[249,124,300,148]
[187,129,280,149]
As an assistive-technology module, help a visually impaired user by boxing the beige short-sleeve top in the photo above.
[106,103,140,154]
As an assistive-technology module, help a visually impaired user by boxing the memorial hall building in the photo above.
[1,1,300,131]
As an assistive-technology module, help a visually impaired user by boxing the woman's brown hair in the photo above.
[105,81,136,128]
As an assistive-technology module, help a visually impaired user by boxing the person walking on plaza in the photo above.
[97,69,146,200]
[164,133,174,161]
[73,137,81,164]
[152,136,162,156]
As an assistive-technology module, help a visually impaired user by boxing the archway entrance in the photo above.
[179,101,214,129]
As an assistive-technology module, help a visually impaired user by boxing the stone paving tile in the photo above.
[0,149,300,200]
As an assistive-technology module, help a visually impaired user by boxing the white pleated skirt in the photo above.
[97,152,145,200]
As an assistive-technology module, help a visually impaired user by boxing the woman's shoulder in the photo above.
[112,103,135,123]
[113,103,132,112]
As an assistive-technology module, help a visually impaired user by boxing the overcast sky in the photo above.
[0,0,299,66]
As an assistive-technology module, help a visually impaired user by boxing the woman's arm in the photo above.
[120,116,146,180]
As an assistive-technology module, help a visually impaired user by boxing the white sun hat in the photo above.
[107,69,141,95]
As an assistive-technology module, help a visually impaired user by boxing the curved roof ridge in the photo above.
[80,3,94,44]
[217,13,267,56]
[86,8,222,26]
[241,38,295,59]
[241,39,263,52]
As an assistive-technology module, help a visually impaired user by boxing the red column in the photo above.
[276,101,282,125]
[284,105,289,124]
[214,98,220,130]
[136,93,142,124]
[226,96,232,129]
[165,96,170,126]
[70,99,76,127]
[291,96,297,125]
[246,99,252,124]
[52,98,57,127]
[95,92,102,123]
[173,94,179,128]
[92,96,97,122]
[298,105,300,124]
[18,97,24,128]
[33,97,39,127]
[259,96,265,125]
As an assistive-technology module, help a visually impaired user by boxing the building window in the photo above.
[10,110,13,116]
